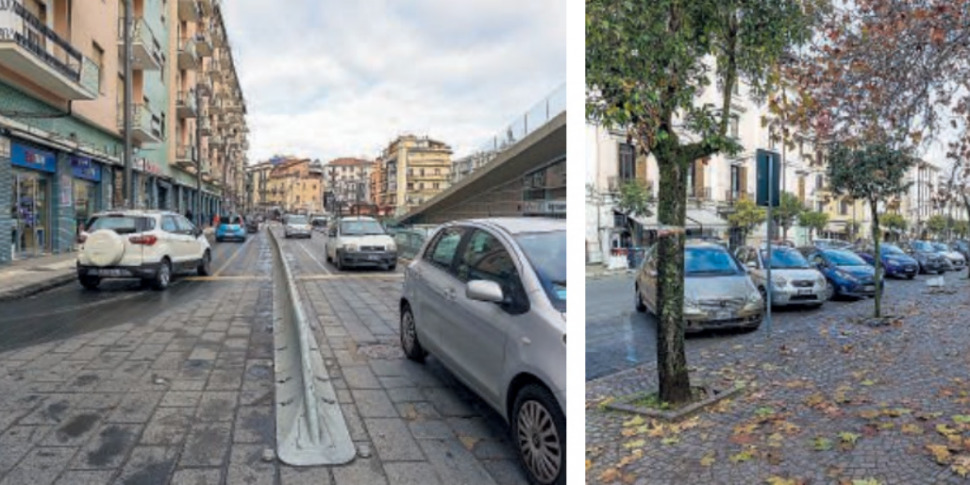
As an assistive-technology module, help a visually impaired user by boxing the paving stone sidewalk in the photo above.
[587,275,970,485]
[0,253,77,302]
[0,271,528,484]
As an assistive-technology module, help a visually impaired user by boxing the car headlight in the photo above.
[772,275,788,287]
[816,275,827,286]
[835,269,857,282]
[744,291,763,308]
[684,296,701,312]
[387,242,397,252]
[341,243,358,252]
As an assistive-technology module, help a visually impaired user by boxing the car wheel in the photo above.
[152,259,172,291]
[79,275,100,290]
[335,255,343,271]
[400,303,426,363]
[326,252,332,263]
[634,285,646,312]
[512,384,565,485]
[823,280,835,301]
[388,263,397,272]
[197,250,212,276]
[907,274,916,280]
[758,286,769,308]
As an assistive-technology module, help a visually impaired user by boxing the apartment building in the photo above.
[380,135,452,216]
[324,157,373,214]
[369,159,389,215]
[264,157,323,214]
[451,151,495,184]
[245,159,274,209]
[0,0,248,265]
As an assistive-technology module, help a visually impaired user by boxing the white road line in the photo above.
[297,239,332,275]
[214,236,254,276]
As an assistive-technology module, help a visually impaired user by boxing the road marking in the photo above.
[214,236,254,276]
[296,273,403,281]
[296,239,332,275]
[183,275,269,282]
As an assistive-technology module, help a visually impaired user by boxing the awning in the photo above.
[624,207,727,229]
[824,221,848,233]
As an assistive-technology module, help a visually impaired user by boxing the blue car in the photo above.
[216,215,247,242]
[803,248,882,299]
[853,243,918,279]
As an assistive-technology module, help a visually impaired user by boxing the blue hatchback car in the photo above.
[853,243,918,279]
[216,214,247,242]
[803,248,882,299]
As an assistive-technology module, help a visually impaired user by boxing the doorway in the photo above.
[13,171,51,258]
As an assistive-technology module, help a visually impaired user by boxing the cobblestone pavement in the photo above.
[587,272,970,484]
[0,229,528,484]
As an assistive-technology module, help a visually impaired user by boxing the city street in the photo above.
[586,270,970,484]
[0,226,528,485]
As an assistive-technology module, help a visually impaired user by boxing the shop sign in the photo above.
[522,200,566,215]
[11,142,56,173]
[71,157,102,182]
[134,158,164,175]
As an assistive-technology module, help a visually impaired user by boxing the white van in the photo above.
[325,216,397,271]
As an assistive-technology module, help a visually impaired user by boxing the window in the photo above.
[161,216,179,233]
[434,168,441,175]
[618,143,635,181]
[425,227,463,270]
[176,216,195,234]
[433,183,439,190]
[815,174,824,189]
[729,115,740,139]
[418,183,424,190]
[840,199,850,216]
[456,229,528,313]
[92,42,104,94]
[407,183,414,190]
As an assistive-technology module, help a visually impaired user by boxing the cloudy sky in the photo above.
[221,0,565,164]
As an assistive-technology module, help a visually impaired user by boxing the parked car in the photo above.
[933,242,966,271]
[636,241,763,332]
[400,218,566,485]
[812,238,852,250]
[952,240,970,262]
[902,240,949,274]
[215,214,247,242]
[310,216,329,231]
[245,216,260,234]
[77,210,211,291]
[325,216,397,270]
[852,242,918,279]
[802,248,880,299]
[283,214,312,239]
[735,245,829,307]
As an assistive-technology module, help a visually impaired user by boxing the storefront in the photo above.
[10,142,56,257]
[71,156,102,233]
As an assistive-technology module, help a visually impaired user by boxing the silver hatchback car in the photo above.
[400,218,566,485]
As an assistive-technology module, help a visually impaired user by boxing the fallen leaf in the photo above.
[928,443,952,464]
[937,424,960,437]
[699,451,716,467]
[730,448,755,463]
[901,423,924,435]
[766,475,798,485]
[813,437,833,451]
[586,459,592,472]
[661,436,679,445]
[623,439,645,450]
[458,435,479,451]
[839,432,860,445]
[599,467,621,482]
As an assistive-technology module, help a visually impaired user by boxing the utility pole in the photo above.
[195,83,203,227]
[123,0,133,208]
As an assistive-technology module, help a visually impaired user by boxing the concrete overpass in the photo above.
[397,111,566,225]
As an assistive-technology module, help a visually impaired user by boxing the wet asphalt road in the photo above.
[585,270,946,381]
[0,230,271,354]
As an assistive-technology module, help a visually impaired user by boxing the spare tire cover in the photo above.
[85,229,125,267]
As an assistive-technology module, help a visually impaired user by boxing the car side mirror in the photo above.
[466,280,504,303]
[745,261,758,269]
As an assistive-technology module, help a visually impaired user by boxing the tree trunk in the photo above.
[655,152,691,405]
[870,202,882,318]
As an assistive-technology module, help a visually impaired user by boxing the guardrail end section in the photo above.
[270,229,356,466]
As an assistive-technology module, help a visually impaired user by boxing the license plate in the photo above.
[714,310,733,320]
[367,254,380,261]
[797,289,813,295]
[863,285,875,291]
[92,269,129,277]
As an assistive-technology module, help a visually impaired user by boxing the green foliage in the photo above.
[798,210,829,241]
[926,214,948,237]
[954,220,969,239]
[773,192,805,238]
[617,180,652,217]
[882,212,907,231]
[826,144,915,204]
[729,198,767,241]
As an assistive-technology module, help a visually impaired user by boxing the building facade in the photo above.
[380,135,452,216]
[265,157,323,214]
[0,0,248,265]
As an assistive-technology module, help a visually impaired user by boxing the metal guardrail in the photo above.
[267,227,355,466]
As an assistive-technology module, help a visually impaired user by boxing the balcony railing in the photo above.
[117,17,162,70]
[0,3,99,99]
[177,37,198,69]
[193,32,213,56]
[175,144,197,169]
[724,190,754,204]
[176,90,197,118]
[117,103,162,144]
[689,186,713,200]
[178,0,201,22]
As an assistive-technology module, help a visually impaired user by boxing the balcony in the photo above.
[117,103,162,144]
[118,17,162,71]
[723,190,754,204]
[209,97,225,114]
[175,144,197,169]
[193,32,213,56]
[178,0,201,21]
[176,90,197,118]
[208,134,224,146]
[689,186,713,201]
[198,0,214,15]
[0,4,100,100]
[198,117,211,135]
[177,38,198,69]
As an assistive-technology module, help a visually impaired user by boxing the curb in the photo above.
[0,272,76,302]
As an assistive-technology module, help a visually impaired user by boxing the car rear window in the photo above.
[86,215,155,234]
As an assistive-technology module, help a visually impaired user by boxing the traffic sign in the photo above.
[756,149,781,207]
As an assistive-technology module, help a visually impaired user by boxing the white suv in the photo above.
[77,210,212,290]
[325,216,398,271]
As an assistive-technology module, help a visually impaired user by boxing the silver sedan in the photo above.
[400,218,565,485]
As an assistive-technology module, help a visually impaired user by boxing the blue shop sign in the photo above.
[11,143,56,173]
[71,157,102,182]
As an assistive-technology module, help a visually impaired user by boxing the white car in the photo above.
[77,210,211,290]
[283,214,312,238]
[933,242,966,270]
[325,216,398,271]
[400,218,566,485]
